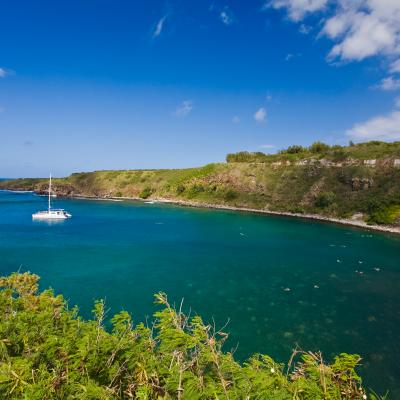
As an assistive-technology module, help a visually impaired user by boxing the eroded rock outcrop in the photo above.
[351,178,373,191]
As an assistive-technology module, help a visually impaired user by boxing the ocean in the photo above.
[1,190,399,395]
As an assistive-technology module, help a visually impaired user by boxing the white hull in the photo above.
[32,210,71,220]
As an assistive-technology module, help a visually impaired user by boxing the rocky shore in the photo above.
[70,193,400,235]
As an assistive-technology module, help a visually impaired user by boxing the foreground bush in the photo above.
[0,272,384,399]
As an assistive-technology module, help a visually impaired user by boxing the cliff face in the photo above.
[2,159,400,226]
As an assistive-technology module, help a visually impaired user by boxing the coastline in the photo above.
[2,188,399,234]
[72,193,400,235]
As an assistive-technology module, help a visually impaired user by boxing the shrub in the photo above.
[309,141,330,154]
[367,205,400,225]
[139,186,153,199]
[224,189,238,201]
[176,184,185,194]
[191,184,205,193]
[315,191,336,208]
[288,206,305,214]
[331,150,347,161]
[284,145,305,154]
[226,151,268,163]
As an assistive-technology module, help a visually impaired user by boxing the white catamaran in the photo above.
[32,174,72,220]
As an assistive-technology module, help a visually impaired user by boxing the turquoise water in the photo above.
[1,190,400,395]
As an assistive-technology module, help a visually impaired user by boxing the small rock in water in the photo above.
[239,232,245,236]
[283,287,291,292]
[313,284,319,289]
[355,270,364,275]
[336,259,342,263]
[358,260,363,264]
[373,267,381,272]
[368,315,377,322]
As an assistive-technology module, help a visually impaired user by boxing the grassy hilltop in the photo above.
[2,141,400,226]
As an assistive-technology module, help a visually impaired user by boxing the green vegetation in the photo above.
[139,186,153,199]
[315,192,336,208]
[226,141,400,163]
[0,272,387,399]
[1,141,400,227]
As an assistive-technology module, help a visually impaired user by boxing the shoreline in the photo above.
[72,193,400,235]
[2,189,399,235]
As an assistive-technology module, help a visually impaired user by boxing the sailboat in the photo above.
[32,174,72,220]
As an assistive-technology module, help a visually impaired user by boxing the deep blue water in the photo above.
[1,190,400,396]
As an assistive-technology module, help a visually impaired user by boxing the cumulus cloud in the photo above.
[378,76,400,91]
[254,107,267,122]
[267,0,400,142]
[390,59,400,73]
[268,0,400,65]
[174,100,193,117]
[347,110,400,141]
[220,6,234,25]
[153,15,167,38]
[267,0,328,22]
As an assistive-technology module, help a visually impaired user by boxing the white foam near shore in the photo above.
[0,189,34,193]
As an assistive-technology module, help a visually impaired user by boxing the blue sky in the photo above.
[1,0,400,177]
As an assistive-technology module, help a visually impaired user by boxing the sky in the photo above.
[1,0,400,177]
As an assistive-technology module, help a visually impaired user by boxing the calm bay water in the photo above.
[1,190,399,395]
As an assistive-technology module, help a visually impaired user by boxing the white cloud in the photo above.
[347,110,400,141]
[378,76,400,91]
[220,6,234,26]
[0,68,8,78]
[299,23,312,34]
[395,96,400,108]
[174,100,193,117]
[153,16,167,38]
[390,59,400,73]
[268,0,400,66]
[254,107,267,122]
[260,144,275,149]
[326,10,398,62]
[232,116,241,124]
[267,0,328,21]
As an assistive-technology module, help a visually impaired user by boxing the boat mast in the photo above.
[48,173,52,212]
